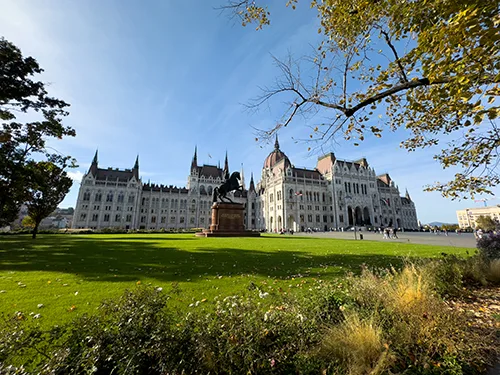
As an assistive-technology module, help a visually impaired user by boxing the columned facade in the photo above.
[73,141,419,231]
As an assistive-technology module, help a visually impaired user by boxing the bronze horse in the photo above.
[213,171,242,203]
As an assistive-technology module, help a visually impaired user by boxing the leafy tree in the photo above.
[0,37,75,227]
[25,161,72,239]
[21,215,35,228]
[221,0,499,198]
[441,223,459,232]
[475,215,498,232]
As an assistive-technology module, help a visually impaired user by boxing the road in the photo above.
[296,230,477,248]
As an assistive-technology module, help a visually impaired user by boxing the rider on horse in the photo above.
[213,171,242,203]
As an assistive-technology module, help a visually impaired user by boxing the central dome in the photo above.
[263,136,291,169]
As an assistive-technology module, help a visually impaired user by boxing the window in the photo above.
[94,193,102,202]
[270,193,274,203]
[128,195,135,204]
[106,193,113,202]
[323,215,327,223]
[117,193,124,203]
[180,217,185,224]
[115,214,121,222]
[104,214,110,222]
[200,217,205,224]
[140,216,146,223]
[289,189,294,198]
[316,215,320,223]
[170,216,176,224]
[83,191,91,201]
[151,216,156,223]
[126,214,132,222]
[92,214,98,221]
[308,214,313,222]
[161,216,166,224]
[190,217,195,224]
[80,213,87,221]
[339,214,344,223]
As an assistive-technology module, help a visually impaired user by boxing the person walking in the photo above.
[392,227,399,239]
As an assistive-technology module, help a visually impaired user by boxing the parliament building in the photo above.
[72,137,419,231]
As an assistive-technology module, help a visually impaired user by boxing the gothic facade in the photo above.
[72,139,419,231]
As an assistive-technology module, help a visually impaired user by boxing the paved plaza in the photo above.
[301,230,477,248]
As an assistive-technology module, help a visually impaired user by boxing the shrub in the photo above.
[477,233,500,260]
[486,259,500,284]
[421,254,466,296]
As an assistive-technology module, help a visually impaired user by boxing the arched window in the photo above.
[83,191,91,201]
[106,192,113,202]
[200,185,206,194]
[117,192,124,203]
[289,189,294,199]
[207,186,213,195]
[95,191,102,202]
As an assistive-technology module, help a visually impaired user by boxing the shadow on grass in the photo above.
[0,235,430,283]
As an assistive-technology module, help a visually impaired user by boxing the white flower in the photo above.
[259,291,269,299]
[156,287,163,292]
[33,314,41,319]
[264,311,270,321]
[189,303,194,307]
[37,304,44,309]
[74,291,79,296]
[297,314,305,322]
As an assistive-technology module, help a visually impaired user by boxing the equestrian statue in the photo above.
[213,171,242,203]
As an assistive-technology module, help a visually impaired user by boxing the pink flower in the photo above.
[270,359,276,367]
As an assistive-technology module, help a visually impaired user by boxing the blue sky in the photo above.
[1,0,497,223]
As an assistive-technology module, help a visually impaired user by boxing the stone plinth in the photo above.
[196,202,260,237]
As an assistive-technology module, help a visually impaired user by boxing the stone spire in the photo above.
[249,172,255,192]
[405,188,411,201]
[133,155,139,180]
[89,149,98,176]
[191,146,198,172]
[223,151,229,180]
[274,134,280,150]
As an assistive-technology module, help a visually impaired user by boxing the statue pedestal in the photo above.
[196,202,260,237]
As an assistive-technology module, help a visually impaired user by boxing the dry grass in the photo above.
[320,311,393,375]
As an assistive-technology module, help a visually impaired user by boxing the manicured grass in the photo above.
[0,234,470,327]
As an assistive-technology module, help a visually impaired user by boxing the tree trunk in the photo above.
[32,222,39,239]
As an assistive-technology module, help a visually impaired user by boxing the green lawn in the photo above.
[0,233,470,327]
